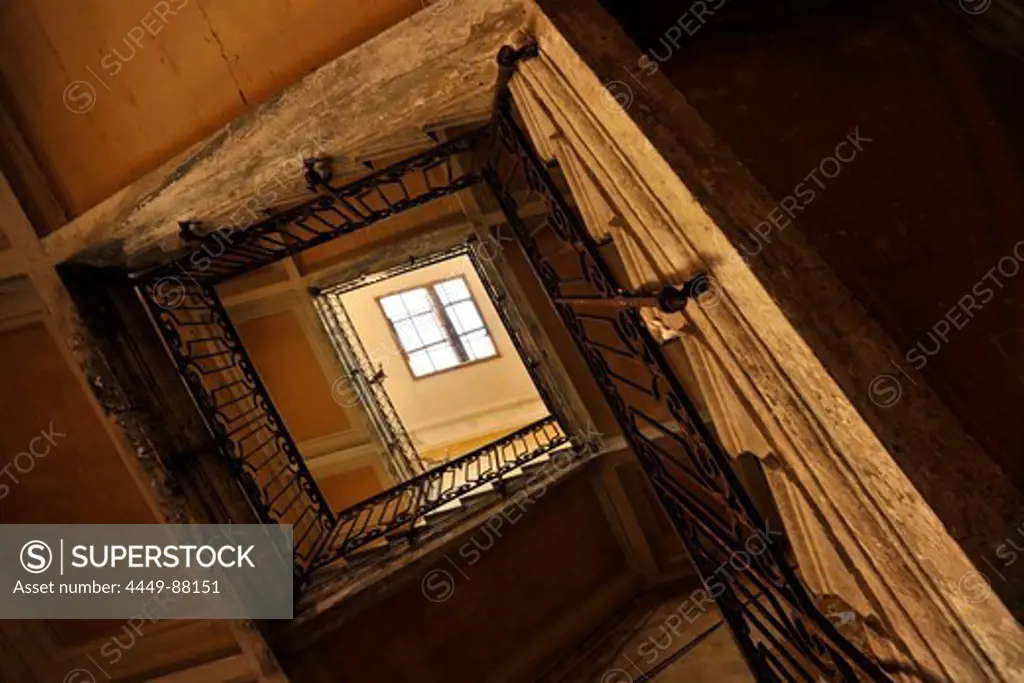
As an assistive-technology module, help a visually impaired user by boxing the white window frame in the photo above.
[377,276,498,378]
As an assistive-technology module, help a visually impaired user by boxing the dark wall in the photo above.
[287,473,628,682]
[600,0,1024,487]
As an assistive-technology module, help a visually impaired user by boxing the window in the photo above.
[379,277,498,377]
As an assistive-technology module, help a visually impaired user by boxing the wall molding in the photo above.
[513,2,1024,678]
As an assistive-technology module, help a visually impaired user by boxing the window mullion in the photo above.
[428,286,469,362]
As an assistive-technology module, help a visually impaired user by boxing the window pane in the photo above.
[447,301,483,334]
[408,350,434,377]
[380,295,407,321]
[435,278,470,304]
[433,282,453,305]
[382,278,496,377]
[412,312,445,345]
[393,319,422,352]
[427,343,459,371]
[443,305,462,333]
[401,288,432,314]
[460,329,496,360]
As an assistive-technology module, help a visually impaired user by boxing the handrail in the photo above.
[137,127,488,286]
[133,128,574,594]
[313,414,569,567]
[482,65,891,682]
[133,60,900,682]
[136,279,336,591]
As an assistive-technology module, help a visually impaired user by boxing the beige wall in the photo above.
[417,426,522,464]
[340,255,548,455]
[236,309,351,443]
[318,465,384,511]
[230,295,388,507]
[0,0,424,221]
[0,322,156,526]
[0,182,240,677]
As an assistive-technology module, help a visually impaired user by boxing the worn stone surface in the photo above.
[522,0,1024,678]
[529,5,1024,606]
[40,0,528,268]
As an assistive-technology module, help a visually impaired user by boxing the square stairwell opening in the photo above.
[133,125,584,590]
[313,248,558,481]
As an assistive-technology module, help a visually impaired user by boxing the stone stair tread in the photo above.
[345,536,391,558]
[425,497,464,516]
[383,517,428,535]
[521,453,553,469]
[460,476,514,500]
[458,485,505,507]
[320,426,576,566]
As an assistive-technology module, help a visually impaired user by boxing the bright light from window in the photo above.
[379,277,498,377]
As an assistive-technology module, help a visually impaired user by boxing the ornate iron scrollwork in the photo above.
[482,84,890,681]
[136,279,335,591]
[313,415,568,567]
[131,58,897,681]
[139,129,487,287]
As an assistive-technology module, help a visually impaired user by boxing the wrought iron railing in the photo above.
[137,279,335,588]
[313,415,568,568]
[135,128,496,591]
[313,292,426,482]
[310,240,579,486]
[132,47,894,681]
[481,71,889,682]
[138,269,570,587]
[141,129,486,287]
